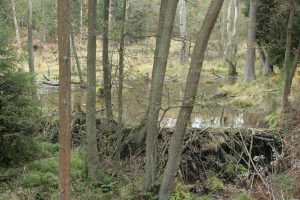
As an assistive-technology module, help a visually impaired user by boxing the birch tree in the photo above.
[159,0,224,199]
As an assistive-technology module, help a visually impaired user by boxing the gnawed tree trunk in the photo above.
[145,0,179,190]
[158,1,224,199]
[178,0,188,65]
[244,0,256,82]
[103,0,114,121]
[113,0,127,160]
[283,43,299,108]
[86,0,100,179]
[27,0,37,100]
[57,0,71,198]
[11,0,22,55]
[70,28,84,85]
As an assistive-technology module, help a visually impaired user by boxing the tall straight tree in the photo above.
[86,0,100,179]
[114,0,127,160]
[283,0,295,75]
[244,0,257,82]
[103,0,114,121]
[145,0,179,190]
[159,1,224,199]
[57,0,71,199]
[27,0,37,100]
[178,0,188,65]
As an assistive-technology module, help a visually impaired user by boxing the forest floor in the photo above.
[1,39,300,199]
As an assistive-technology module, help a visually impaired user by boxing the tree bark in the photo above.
[114,0,127,160]
[86,0,100,179]
[70,28,84,84]
[145,0,179,190]
[283,0,295,75]
[263,49,272,76]
[159,1,224,199]
[57,0,71,199]
[178,0,188,65]
[103,0,114,121]
[283,43,299,108]
[27,0,37,100]
[244,0,257,82]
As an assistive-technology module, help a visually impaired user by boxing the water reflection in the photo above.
[39,74,267,128]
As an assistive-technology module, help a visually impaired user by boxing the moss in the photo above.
[209,176,225,192]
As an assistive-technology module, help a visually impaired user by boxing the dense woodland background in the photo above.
[0,0,300,199]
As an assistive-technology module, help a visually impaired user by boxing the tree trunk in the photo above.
[114,0,127,160]
[86,0,100,179]
[283,0,295,75]
[178,0,188,65]
[103,0,114,121]
[145,0,179,190]
[244,0,256,82]
[159,1,224,199]
[11,0,22,56]
[70,28,84,84]
[57,0,71,199]
[224,0,238,76]
[80,1,83,47]
[283,43,299,108]
[263,49,272,76]
[27,0,37,100]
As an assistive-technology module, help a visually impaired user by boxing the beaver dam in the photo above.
[47,114,283,191]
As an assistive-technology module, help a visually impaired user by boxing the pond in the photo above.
[38,72,268,128]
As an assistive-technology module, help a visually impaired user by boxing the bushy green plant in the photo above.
[170,183,192,200]
[209,176,225,192]
[18,171,58,188]
[0,5,41,167]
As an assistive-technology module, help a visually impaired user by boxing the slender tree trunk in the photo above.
[159,1,224,199]
[244,0,256,82]
[71,28,84,84]
[11,0,22,56]
[86,0,100,179]
[283,43,300,108]
[178,0,188,65]
[40,0,46,45]
[113,0,127,160]
[27,0,37,100]
[283,0,295,75]
[80,1,83,47]
[57,0,71,199]
[103,0,114,121]
[145,0,179,190]
[263,49,272,76]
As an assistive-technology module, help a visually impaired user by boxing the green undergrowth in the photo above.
[0,142,123,200]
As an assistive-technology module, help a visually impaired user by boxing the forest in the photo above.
[0,0,300,199]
